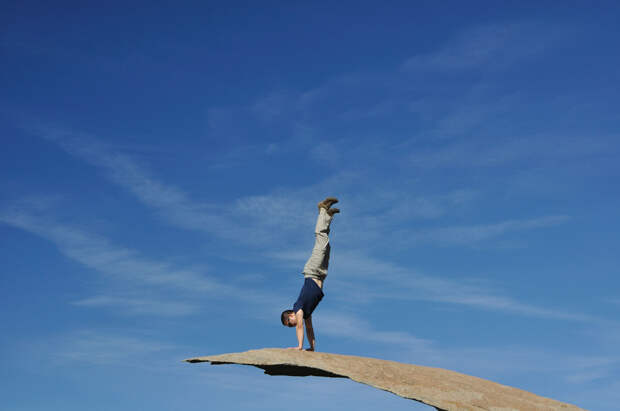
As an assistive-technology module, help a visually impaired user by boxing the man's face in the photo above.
[286,313,297,327]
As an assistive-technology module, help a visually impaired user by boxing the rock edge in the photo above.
[185,348,587,411]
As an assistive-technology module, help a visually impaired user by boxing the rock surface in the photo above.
[185,348,586,411]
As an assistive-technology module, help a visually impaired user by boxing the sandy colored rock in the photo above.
[185,348,586,411]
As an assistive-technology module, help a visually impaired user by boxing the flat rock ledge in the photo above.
[185,348,586,411]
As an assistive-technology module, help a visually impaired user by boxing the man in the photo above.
[281,197,339,351]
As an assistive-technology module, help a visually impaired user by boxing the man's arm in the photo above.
[289,310,304,350]
[305,316,316,351]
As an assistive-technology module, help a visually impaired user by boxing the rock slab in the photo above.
[185,348,586,411]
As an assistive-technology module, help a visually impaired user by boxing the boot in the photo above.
[318,197,339,210]
[327,208,340,216]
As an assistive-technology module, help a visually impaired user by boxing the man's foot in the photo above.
[318,197,339,210]
[326,207,340,216]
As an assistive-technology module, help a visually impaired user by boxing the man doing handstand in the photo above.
[281,197,339,351]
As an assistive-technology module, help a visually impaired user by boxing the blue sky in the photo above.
[1,1,620,410]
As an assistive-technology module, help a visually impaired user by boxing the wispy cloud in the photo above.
[31,128,327,248]
[72,295,198,316]
[420,345,620,389]
[409,135,615,169]
[0,207,220,292]
[39,129,225,232]
[402,22,557,72]
[17,129,584,325]
[319,311,432,351]
[36,127,488,250]
[410,215,570,246]
[39,126,459,255]
[51,330,177,366]
[0,197,299,322]
[36,329,203,376]
[430,293,592,322]
[565,369,612,384]
[312,250,595,324]
[0,204,294,320]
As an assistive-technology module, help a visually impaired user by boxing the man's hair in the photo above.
[281,309,294,326]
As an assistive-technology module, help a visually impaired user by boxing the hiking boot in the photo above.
[318,197,339,210]
[326,208,340,216]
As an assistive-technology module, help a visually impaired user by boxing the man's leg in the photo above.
[303,204,337,279]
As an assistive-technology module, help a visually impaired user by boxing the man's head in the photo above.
[281,309,297,327]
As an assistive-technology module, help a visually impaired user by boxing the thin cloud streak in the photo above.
[51,330,177,366]
[18,130,583,324]
[319,311,433,351]
[35,128,322,247]
[410,215,570,245]
[401,22,556,72]
[308,250,596,324]
[0,208,220,292]
[271,247,596,323]
[415,344,620,387]
[38,329,200,375]
[39,128,224,232]
[72,295,198,316]
[409,135,615,169]
[0,203,290,319]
